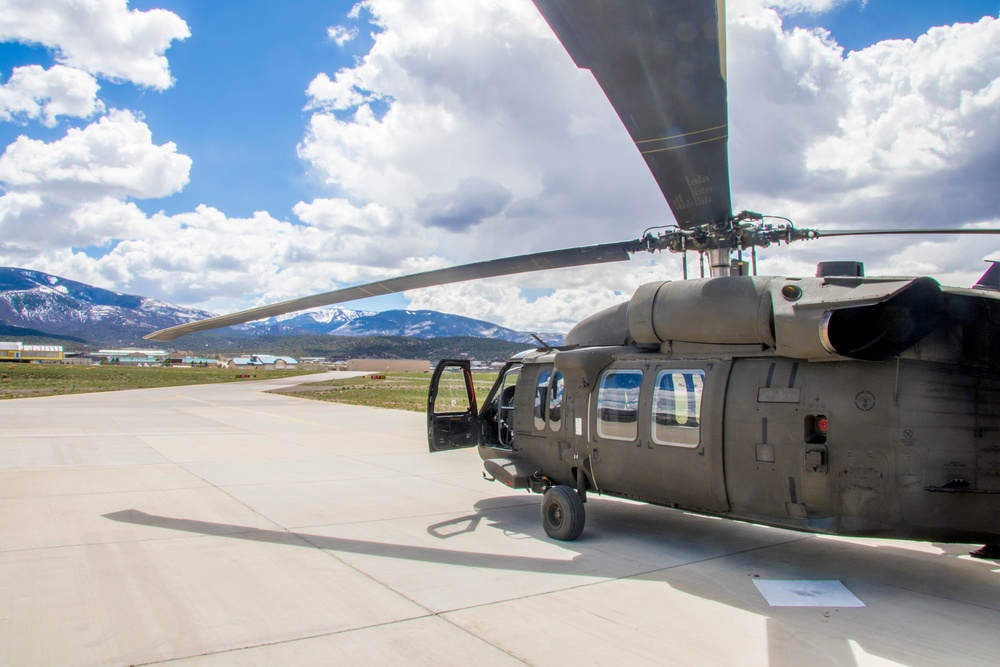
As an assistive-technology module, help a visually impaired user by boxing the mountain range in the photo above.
[0,267,563,348]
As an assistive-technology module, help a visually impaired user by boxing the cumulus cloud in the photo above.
[292,196,437,265]
[761,0,854,15]
[728,3,1000,232]
[404,260,673,331]
[32,200,470,317]
[0,110,192,262]
[416,177,513,231]
[0,0,189,89]
[299,0,662,254]
[0,65,104,126]
[0,110,191,200]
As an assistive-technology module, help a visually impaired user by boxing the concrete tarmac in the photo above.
[1,372,998,666]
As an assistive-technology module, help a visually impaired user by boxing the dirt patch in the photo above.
[0,388,59,398]
[268,385,333,394]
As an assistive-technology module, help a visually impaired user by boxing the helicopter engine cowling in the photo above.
[616,275,946,362]
[771,276,946,361]
[627,277,777,347]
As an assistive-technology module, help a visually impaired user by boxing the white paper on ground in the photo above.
[753,580,865,607]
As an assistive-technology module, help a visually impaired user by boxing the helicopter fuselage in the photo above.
[428,274,1000,543]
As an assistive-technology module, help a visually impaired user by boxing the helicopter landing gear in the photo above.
[541,485,585,541]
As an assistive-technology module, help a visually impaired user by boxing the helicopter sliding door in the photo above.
[590,360,730,512]
[427,359,480,452]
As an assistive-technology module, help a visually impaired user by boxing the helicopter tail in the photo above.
[973,261,1000,291]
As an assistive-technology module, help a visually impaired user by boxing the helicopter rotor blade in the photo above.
[144,239,646,342]
[814,228,1000,238]
[532,0,732,229]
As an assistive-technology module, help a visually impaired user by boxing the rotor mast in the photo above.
[708,249,731,277]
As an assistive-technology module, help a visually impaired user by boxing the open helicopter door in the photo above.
[427,359,480,452]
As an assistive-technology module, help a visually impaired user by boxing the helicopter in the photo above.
[147,0,1000,545]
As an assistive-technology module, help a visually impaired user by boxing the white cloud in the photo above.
[0,109,191,200]
[0,0,189,89]
[405,261,673,331]
[299,0,662,257]
[0,110,192,260]
[328,25,358,46]
[728,4,1000,230]
[18,202,449,315]
[761,0,852,15]
[0,65,104,126]
[805,18,1000,211]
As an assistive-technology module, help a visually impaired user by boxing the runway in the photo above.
[1,372,998,666]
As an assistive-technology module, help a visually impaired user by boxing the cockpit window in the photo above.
[534,369,551,430]
[597,369,642,441]
[651,370,704,447]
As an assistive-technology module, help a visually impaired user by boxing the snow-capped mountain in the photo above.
[0,268,564,346]
[267,308,559,344]
[264,306,375,332]
[0,268,216,342]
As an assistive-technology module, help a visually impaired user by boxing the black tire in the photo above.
[541,485,585,541]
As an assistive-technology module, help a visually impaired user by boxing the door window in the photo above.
[432,367,475,414]
[597,369,643,441]
[651,370,704,447]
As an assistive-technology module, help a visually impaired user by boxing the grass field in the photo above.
[273,371,499,412]
[0,363,322,400]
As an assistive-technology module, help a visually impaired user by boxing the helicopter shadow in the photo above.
[105,496,1000,667]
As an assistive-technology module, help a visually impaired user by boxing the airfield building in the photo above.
[0,342,64,363]
[344,359,431,372]
[227,355,299,370]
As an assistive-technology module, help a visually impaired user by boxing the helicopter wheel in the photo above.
[541,485,585,541]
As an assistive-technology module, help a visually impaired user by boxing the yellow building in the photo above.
[0,342,64,362]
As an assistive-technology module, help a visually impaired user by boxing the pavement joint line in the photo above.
[0,461,180,471]
[0,531,219,555]
[126,612,532,667]
[0,483,212,501]
[285,529,534,666]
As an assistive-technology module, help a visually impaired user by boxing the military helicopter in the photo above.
[147,0,1000,545]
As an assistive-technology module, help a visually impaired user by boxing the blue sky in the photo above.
[0,2,372,218]
[786,0,999,50]
[2,0,1000,330]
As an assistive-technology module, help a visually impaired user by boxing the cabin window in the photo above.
[548,372,564,431]
[534,369,551,430]
[651,370,704,447]
[597,369,643,441]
